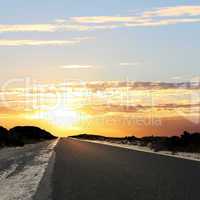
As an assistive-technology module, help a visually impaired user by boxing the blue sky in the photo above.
[0,0,200,82]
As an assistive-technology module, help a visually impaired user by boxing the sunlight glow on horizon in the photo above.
[30,105,80,128]
[0,80,200,137]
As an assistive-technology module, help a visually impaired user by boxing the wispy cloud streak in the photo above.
[71,5,200,28]
[120,62,141,66]
[60,65,94,69]
[0,5,200,33]
[0,37,91,46]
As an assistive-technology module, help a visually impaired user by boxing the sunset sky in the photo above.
[0,1,200,137]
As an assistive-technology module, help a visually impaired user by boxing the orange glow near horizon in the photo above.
[0,81,200,137]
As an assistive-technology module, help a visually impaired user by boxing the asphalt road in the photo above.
[52,138,200,200]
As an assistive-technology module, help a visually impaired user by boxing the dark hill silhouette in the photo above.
[0,126,57,148]
[0,126,9,147]
[71,134,107,141]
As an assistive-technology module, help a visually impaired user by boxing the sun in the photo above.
[31,105,80,128]
[48,106,79,126]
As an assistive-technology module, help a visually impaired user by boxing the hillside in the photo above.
[0,126,57,147]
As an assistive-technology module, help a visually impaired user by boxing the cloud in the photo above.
[71,16,138,24]
[0,5,200,34]
[171,76,182,81]
[0,23,121,32]
[125,18,200,27]
[80,103,200,116]
[143,5,200,17]
[0,37,90,46]
[63,81,200,91]
[0,23,81,33]
[60,65,95,69]
[120,62,141,66]
[0,24,59,33]
[80,104,139,115]
[2,80,200,119]
[70,5,200,28]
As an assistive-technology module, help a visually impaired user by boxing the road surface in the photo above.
[51,138,200,200]
[0,138,200,200]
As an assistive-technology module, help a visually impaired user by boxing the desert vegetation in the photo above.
[71,131,200,153]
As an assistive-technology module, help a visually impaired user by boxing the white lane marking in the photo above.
[0,139,59,200]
